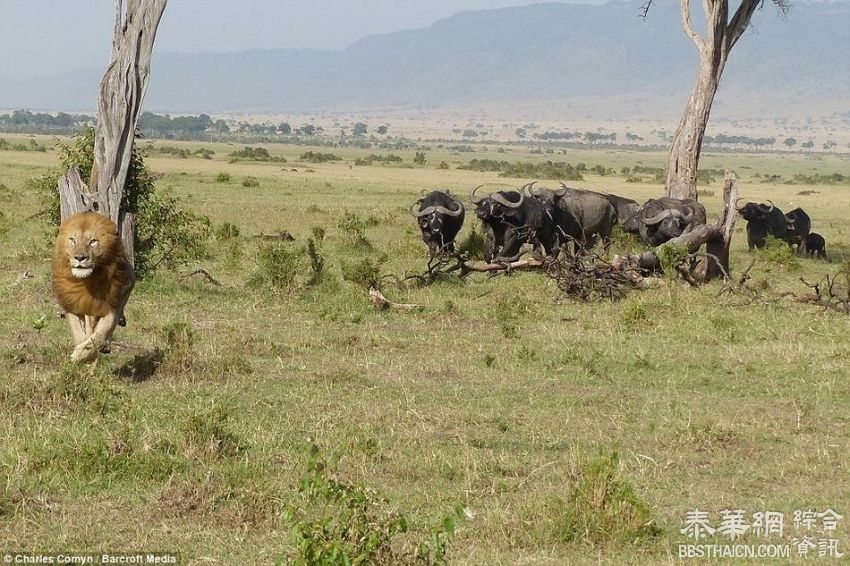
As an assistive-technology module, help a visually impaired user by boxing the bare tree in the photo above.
[58,0,168,264]
[643,0,788,199]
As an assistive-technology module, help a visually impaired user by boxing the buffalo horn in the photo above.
[491,191,524,208]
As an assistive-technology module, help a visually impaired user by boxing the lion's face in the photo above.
[57,212,120,279]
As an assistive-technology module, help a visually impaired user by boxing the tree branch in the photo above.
[727,0,763,49]
[681,0,705,51]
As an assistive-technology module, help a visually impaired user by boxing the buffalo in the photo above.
[471,183,559,262]
[409,190,465,255]
[527,183,617,251]
[636,197,707,246]
[602,193,640,233]
[735,200,789,250]
[805,232,826,259]
[784,207,811,255]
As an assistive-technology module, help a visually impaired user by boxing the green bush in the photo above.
[228,146,282,162]
[342,258,382,289]
[337,212,372,249]
[212,222,240,241]
[242,176,260,188]
[457,228,486,260]
[181,400,245,460]
[621,300,648,328]
[285,444,463,565]
[353,154,402,166]
[757,236,801,271]
[134,189,211,277]
[300,151,341,164]
[250,243,302,290]
[215,172,231,183]
[548,450,659,546]
[305,238,326,287]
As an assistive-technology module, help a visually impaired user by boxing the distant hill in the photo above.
[4,1,849,120]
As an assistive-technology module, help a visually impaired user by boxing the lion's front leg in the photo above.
[71,311,118,363]
[66,313,88,346]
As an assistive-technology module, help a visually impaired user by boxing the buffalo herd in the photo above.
[409,184,828,262]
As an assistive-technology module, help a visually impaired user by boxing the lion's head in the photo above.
[56,212,121,279]
[53,212,133,318]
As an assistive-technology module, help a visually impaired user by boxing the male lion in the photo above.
[52,212,135,363]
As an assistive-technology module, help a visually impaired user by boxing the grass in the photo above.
[0,132,849,563]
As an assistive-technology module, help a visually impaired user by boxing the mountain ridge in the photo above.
[2,1,848,120]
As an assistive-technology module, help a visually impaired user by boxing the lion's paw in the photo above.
[71,339,99,363]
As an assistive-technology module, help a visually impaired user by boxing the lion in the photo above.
[52,211,135,363]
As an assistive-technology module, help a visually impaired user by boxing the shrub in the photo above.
[621,300,648,328]
[300,151,341,163]
[228,146,272,161]
[342,258,382,289]
[160,321,195,358]
[757,236,800,271]
[212,222,240,241]
[224,239,243,272]
[353,154,403,166]
[438,161,449,170]
[655,242,690,278]
[134,189,211,277]
[457,228,486,260]
[250,243,302,290]
[242,176,260,188]
[413,151,426,165]
[181,400,245,460]
[337,212,372,249]
[285,444,463,565]
[215,172,231,183]
[305,238,325,286]
[548,449,659,546]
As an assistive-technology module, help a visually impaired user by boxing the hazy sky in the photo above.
[0,0,601,79]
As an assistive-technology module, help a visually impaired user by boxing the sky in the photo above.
[0,0,601,80]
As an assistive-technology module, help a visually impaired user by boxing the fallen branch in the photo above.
[461,258,545,274]
[252,230,295,241]
[182,268,221,286]
[369,287,418,311]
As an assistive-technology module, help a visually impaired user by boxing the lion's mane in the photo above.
[52,212,133,318]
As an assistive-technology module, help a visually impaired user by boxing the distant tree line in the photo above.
[0,110,94,134]
[702,134,777,148]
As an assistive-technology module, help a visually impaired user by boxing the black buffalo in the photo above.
[637,197,707,246]
[735,200,788,250]
[471,183,559,262]
[805,232,826,258]
[527,183,617,251]
[784,207,811,255]
[603,193,640,233]
[409,190,465,254]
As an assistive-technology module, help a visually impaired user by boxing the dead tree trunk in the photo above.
[57,0,167,266]
[617,171,739,282]
[698,171,738,279]
[661,0,788,200]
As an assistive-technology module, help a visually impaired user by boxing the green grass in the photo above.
[0,133,849,563]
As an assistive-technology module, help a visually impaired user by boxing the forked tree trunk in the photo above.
[663,0,780,200]
[57,0,167,265]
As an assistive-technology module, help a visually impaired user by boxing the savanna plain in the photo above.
[1,132,849,564]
